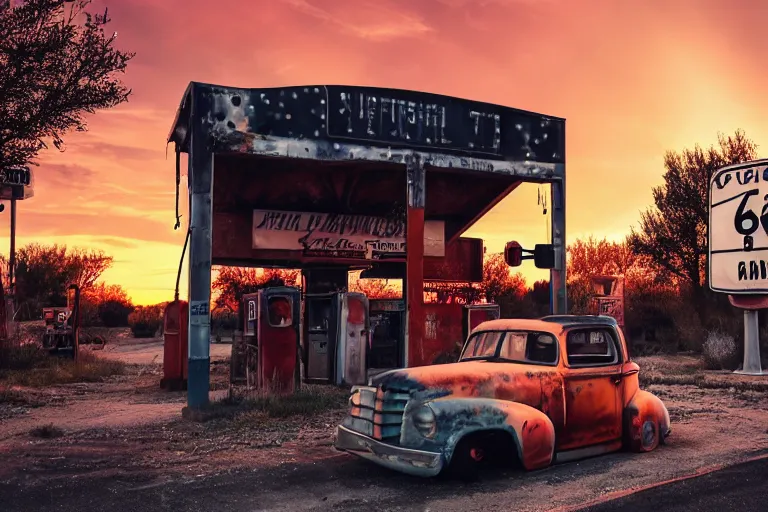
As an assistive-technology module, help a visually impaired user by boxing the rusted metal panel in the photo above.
[405,155,426,369]
[169,83,565,168]
[418,303,465,367]
[423,237,484,282]
[225,135,561,180]
[550,180,567,314]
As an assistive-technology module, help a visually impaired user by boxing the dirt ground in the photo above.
[1,338,768,511]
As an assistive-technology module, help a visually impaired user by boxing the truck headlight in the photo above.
[413,405,436,439]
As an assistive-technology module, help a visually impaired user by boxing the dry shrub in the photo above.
[702,330,738,370]
[30,423,65,439]
[0,344,47,371]
[127,305,163,338]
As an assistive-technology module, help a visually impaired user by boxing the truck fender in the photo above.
[426,397,555,471]
[624,389,671,452]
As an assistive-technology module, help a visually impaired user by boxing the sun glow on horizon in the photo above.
[2,0,766,304]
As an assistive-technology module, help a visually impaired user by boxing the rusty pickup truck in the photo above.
[334,315,670,478]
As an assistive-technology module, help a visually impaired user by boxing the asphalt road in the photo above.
[1,455,766,512]
[579,456,768,512]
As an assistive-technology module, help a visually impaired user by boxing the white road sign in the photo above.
[709,159,768,294]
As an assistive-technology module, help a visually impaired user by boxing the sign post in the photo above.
[708,158,768,376]
[1,165,35,341]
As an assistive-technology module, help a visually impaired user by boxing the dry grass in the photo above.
[640,373,768,392]
[191,385,349,423]
[0,388,36,406]
[0,347,126,387]
[236,385,349,419]
[702,330,738,370]
[636,355,768,392]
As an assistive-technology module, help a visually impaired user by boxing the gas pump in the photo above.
[41,284,80,359]
[234,287,301,392]
[304,292,336,382]
[337,292,368,386]
[368,299,404,371]
[258,286,301,392]
[303,291,369,386]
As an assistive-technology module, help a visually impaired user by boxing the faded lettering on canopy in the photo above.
[327,88,502,154]
[709,159,768,293]
[253,209,407,259]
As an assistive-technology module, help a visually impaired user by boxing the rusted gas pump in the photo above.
[161,300,189,390]
[41,284,81,360]
[303,291,369,386]
[232,287,302,392]
[257,287,301,393]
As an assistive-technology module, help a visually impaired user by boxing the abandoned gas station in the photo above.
[167,83,566,408]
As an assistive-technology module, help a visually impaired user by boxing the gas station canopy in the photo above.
[167,82,567,407]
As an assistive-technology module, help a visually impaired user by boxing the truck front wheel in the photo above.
[445,431,519,481]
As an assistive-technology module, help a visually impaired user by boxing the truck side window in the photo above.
[525,333,558,364]
[566,329,619,366]
[498,332,558,365]
[267,296,293,327]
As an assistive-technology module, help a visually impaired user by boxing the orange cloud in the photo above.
[1,0,766,304]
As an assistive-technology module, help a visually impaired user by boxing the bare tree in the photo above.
[0,0,134,170]
[67,247,113,289]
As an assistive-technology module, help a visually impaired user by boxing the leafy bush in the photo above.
[702,330,737,370]
[127,305,162,338]
[78,297,101,327]
[212,308,238,332]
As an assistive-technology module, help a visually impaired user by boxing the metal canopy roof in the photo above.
[168,82,565,180]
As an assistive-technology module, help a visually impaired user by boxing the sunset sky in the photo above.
[2,0,767,305]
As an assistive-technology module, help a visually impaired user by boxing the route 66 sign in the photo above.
[709,159,768,293]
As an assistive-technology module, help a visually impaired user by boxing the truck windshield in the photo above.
[460,330,558,365]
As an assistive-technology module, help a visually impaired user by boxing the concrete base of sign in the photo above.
[734,369,768,376]
[735,310,766,377]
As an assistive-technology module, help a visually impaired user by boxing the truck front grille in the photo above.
[346,386,410,444]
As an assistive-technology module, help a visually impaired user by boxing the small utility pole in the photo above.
[9,198,16,295]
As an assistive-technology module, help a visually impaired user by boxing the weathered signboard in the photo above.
[252,209,444,259]
[185,85,564,162]
[709,159,768,294]
[0,166,34,201]
[326,88,503,155]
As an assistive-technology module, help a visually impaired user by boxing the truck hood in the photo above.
[370,360,558,402]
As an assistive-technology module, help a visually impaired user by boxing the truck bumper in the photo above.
[334,425,443,477]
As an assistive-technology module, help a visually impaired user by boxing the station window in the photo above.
[267,296,293,327]
[566,329,619,367]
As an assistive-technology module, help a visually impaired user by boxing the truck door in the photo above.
[558,327,623,451]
